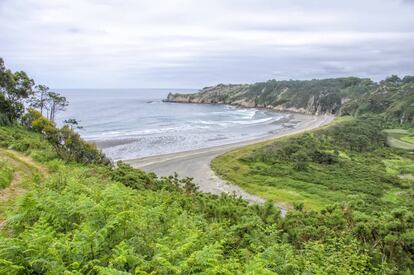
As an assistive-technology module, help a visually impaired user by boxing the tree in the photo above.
[0,58,34,121]
[64,118,83,130]
[45,92,68,122]
[30,85,49,115]
[0,93,14,125]
[10,71,34,102]
[28,83,69,123]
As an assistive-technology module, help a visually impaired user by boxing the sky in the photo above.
[0,0,414,89]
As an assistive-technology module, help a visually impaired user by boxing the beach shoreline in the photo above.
[125,112,335,213]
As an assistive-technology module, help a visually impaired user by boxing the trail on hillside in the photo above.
[0,149,48,229]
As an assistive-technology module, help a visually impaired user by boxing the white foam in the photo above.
[231,117,273,125]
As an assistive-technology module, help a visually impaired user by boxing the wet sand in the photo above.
[126,113,335,214]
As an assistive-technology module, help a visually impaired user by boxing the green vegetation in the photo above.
[0,160,13,189]
[1,57,414,273]
[384,129,414,150]
[168,75,414,125]
[168,78,375,115]
[401,135,414,144]
[213,116,411,210]
[0,126,398,274]
[0,148,47,222]
[344,76,414,125]
[213,116,414,272]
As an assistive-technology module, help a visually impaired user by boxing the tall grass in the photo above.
[0,160,13,189]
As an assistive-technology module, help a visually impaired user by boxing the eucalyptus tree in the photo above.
[30,85,49,115]
[46,91,68,122]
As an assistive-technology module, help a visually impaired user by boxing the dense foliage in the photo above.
[168,75,414,125]
[0,59,34,124]
[213,116,414,272]
[0,126,394,274]
[343,75,414,125]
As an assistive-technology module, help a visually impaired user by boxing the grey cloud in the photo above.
[0,0,413,88]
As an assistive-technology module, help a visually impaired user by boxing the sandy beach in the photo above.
[126,113,335,213]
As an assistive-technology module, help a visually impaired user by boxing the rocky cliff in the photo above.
[165,78,375,115]
[166,76,414,124]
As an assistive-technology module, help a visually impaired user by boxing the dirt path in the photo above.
[0,149,48,229]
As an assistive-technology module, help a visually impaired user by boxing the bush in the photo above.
[292,151,310,171]
[111,161,157,190]
[21,110,110,166]
[55,126,110,165]
[0,162,386,274]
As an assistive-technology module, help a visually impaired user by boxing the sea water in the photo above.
[56,89,295,160]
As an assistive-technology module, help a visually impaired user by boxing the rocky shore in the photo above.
[163,78,386,117]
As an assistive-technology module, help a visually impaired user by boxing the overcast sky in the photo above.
[1,0,414,88]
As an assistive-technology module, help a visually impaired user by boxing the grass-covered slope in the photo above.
[212,116,414,272]
[212,116,414,211]
[0,148,48,225]
[0,125,412,273]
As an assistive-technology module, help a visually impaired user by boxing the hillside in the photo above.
[1,125,391,274]
[212,116,412,209]
[3,118,414,273]
[1,58,413,273]
[343,76,414,125]
[166,76,414,124]
[211,115,414,272]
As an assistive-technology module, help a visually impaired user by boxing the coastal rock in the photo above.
[165,77,414,123]
[233,99,256,108]
[165,77,403,116]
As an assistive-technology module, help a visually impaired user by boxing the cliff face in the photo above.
[166,78,375,115]
[166,76,414,123]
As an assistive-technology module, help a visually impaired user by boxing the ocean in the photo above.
[55,89,295,160]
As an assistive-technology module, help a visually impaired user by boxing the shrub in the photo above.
[0,113,12,126]
[292,151,310,171]
[21,110,110,166]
